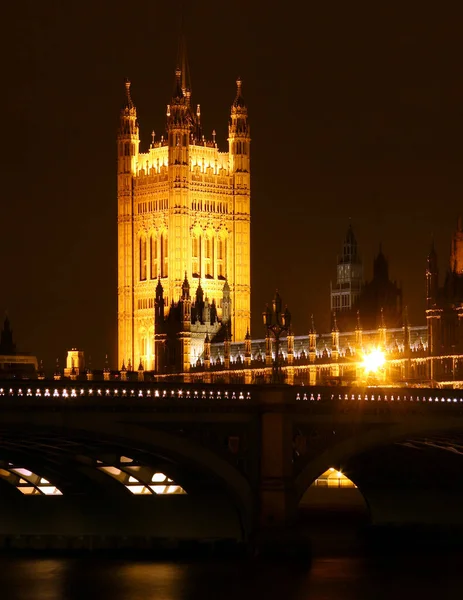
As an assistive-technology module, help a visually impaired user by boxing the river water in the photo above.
[0,551,460,600]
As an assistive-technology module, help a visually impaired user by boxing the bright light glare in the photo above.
[362,349,385,374]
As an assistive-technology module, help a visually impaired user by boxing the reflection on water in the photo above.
[0,553,461,600]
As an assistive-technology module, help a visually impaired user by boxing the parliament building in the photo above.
[113,57,463,389]
[117,67,250,372]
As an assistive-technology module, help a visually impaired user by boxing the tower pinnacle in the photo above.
[125,79,134,109]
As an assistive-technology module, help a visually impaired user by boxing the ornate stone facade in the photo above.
[117,67,251,370]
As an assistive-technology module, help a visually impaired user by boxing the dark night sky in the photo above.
[2,2,463,368]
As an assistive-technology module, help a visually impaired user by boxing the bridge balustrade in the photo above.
[0,380,463,409]
[294,388,463,405]
[0,381,253,403]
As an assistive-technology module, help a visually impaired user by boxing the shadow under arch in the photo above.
[294,415,463,504]
[299,467,371,522]
[0,419,256,540]
[80,420,255,536]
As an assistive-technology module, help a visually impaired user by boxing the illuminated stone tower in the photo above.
[330,223,363,313]
[117,69,251,370]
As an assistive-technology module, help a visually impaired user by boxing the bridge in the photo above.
[1,380,463,550]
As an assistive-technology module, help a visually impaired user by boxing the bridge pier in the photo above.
[260,408,295,526]
[251,390,312,559]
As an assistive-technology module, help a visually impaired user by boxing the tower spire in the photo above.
[176,5,191,96]
[125,79,134,109]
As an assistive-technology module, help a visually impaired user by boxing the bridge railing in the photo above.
[1,380,463,408]
[293,386,463,405]
[0,380,254,403]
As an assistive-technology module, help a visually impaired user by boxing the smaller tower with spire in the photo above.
[331,223,363,316]
[309,315,317,364]
[244,327,252,368]
[331,312,340,362]
[103,355,111,381]
[378,308,387,348]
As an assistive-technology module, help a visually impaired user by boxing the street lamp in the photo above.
[263,290,291,384]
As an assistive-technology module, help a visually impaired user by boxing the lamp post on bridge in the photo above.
[263,290,291,384]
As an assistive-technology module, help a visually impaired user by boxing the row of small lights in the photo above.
[0,388,252,400]
[296,392,463,403]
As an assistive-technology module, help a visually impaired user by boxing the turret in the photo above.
[195,281,204,322]
[228,78,251,342]
[70,359,77,381]
[331,312,339,361]
[203,297,211,325]
[287,328,294,366]
[244,327,252,367]
[222,280,231,324]
[154,278,167,375]
[117,80,140,176]
[178,273,192,379]
[103,354,111,381]
[228,78,250,174]
[118,80,140,369]
[86,356,93,381]
[54,358,61,381]
[155,277,165,327]
[167,68,193,168]
[138,359,144,382]
[426,240,439,308]
[181,272,191,327]
[182,271,190,300]
[309,315,317,363]
[378,308,387,348]
[37,360,45,381]
[120,359,127,382]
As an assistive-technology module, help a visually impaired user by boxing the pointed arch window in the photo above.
[161,233,168,278]
[205,236,214,278]
[217,238,226,279]
[192,235,201,278]
[140,237,147,281]
[150,235,158,279]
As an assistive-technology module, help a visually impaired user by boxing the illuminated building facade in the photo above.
[117,67,251,370]
[426,218,463,383]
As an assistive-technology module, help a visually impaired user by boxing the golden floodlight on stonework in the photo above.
[362,348,386,375]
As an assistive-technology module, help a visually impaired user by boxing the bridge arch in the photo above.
[295,415,463,502]
[0,418,255,540]
[295,416,463,526]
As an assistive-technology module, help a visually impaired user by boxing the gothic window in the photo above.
[139,237,147,281]
[192,236,201,278]
[161,233,168,278]
[205,237,213,278]
[150,235,158,279]
[217,238,226,279]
